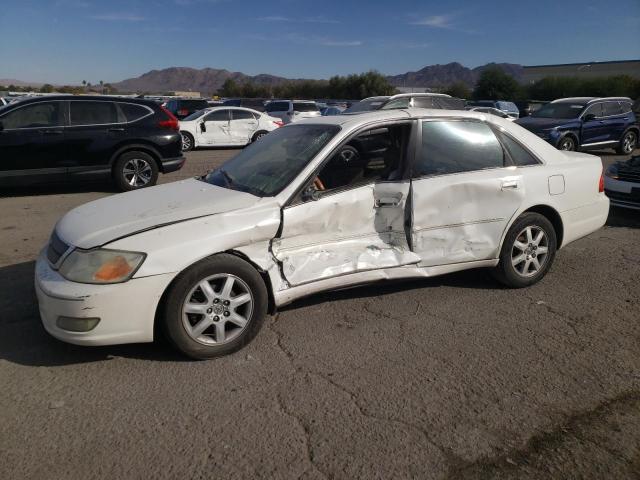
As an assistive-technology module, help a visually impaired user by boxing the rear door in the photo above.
[580,103,606,145]
[410,119,525,266]
[0,100,67,178]
[65,100,123,173]
[196,109,231,145]
[601,101,628,142]
[229,109,259,145]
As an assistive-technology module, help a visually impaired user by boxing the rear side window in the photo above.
[293,102,318,112]
[496,131,540,166]
[603,101,624,116]
[118,103,150,122]
[70,101,118,125]
[0,101,63,129]
[620,101,632,113]
[204,110,229,121]
[231,109,255,120]
[413,97,437,109]
[415,120,504,177]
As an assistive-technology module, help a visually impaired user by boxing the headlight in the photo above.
[58,249,146,284]
[605,165,619,179]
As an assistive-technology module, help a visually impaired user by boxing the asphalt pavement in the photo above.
[1,147,639,479]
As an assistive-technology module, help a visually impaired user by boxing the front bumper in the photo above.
[605,176,640,210]
[161,155,186,174]
[35,250,174,346]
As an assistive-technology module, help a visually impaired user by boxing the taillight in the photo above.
[158,106,179,131]
[598,168,604,193]
[273,120,284,127]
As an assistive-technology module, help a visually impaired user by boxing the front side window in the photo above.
[583,103,604,119]
[204,110,229,122]
[308,124,411,196]
[1,102,63,129]
[415,120,504,177]
[70,101,118,125]
[533,103,585,119]
[202,124,340,197]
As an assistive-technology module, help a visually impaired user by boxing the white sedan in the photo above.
[178,106,282,151]
[36,109,609,359]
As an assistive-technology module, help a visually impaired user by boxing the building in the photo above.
[522,60,640,84]
[167,90,201,98]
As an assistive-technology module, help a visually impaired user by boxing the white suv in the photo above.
[265,100,321,124]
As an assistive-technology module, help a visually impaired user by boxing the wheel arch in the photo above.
[501,204,565,253]
[109,143,163,172]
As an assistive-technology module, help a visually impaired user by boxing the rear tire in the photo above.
[492,213,557,288]
[616,130,637,155]
[112,151,158,192]
[181,131,194,151]
[251,130,269,143]
[162,254,268,359]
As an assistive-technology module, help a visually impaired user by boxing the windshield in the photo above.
[201,124,340,197]
[532,103,585,119]
[183,109,207,121]
[293,102,319,112]
[343,98,388,113]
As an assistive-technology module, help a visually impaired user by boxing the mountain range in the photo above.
[110,62,523,94]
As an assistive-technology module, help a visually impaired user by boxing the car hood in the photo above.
[56,179,262,249]
[516,116,578,132]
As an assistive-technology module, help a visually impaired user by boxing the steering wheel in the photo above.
[313,177,326,191]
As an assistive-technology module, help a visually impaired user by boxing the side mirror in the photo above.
[200,122,206,133]
[301,185,320,202]
[583,113,596,122]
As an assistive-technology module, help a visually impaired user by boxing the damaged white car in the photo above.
[35,109,609,359]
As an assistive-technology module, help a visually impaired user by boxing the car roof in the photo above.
[2,94,158,107]
[389,93,452,99]
[551,96,632,105]
[295,107,493,128]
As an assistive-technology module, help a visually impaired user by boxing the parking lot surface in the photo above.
[1,148,639,479]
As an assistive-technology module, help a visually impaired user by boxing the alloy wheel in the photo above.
[122,158,153,187]
[182,274,253,345]
[622,132,636,154]
[559,137,575,151]
[181,133,192,151]
[511,225,550,277]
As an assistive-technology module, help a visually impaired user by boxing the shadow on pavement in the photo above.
[606,207,640,229]
[0,179,116,198]
[0,261,187,367]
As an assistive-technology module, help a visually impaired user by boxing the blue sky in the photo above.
[1,0,639,84]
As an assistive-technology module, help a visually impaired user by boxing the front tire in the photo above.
[162,254,268,359]
[112,151,158,192]
[181,131,194,151]
[616,130,637,155]
[492,213,557,288]
[558,136,576,151]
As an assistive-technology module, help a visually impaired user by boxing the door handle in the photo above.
[109,127,125,132]
[501,180,519,190]
[375,196,402,208]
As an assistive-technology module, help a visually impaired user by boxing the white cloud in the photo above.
[319,39,362,47]
[89,13,146,22]
[410,14,454,28]
[284,33,362,47]
[258,15,339,24]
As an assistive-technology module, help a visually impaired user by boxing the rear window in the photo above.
[266,101,290,112]
[118,103,151,122]
[293,102,319,112]
[343,99,388,113]
[70,101,118,125]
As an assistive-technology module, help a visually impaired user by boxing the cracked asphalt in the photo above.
[1,148,639,479]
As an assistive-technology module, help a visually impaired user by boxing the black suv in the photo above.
[0,96,184,191]
[164,98,209,119]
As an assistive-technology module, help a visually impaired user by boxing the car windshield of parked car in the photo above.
[202,124,340,197]
[343,98,388,113]
[532,103,585,119]
[183,110,207,121]
[293,103,319,112]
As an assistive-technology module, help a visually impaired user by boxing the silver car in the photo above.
[264,100,321,124]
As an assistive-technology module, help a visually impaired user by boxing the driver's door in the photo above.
[196,109,231,145]
[272,122,421,287]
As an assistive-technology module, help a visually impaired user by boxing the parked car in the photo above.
[36,108,609,359]
[264,100,321,124]
[467,100,520,119]
[222,98,267,112]
[343,93,465,114]
[164,98,210,120]
[466,106,516,120]
[178,106,282,151]
[604,155,640,210]
[0,95,184,191]
[516,97,638,154]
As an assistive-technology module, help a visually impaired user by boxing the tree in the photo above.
[473,66,521,100]
[99,80,104,94]
[443,81,471,99]
[39,84,55,93]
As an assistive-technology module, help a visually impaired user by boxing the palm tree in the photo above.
[82,80,87,92]
[99,80,104,94]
